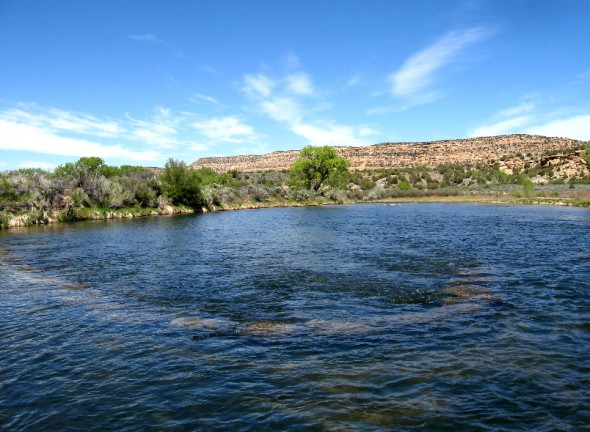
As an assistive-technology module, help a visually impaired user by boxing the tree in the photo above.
[289,145,350,193]
[76,157,106,173]
[159,158,203,209]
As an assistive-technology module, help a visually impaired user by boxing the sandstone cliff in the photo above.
[191,134,584,172]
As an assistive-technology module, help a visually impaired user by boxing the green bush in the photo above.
[397,181,412,191]
[583,142,590,169]
[159,159,204,209]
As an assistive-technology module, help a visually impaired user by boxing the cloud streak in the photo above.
[468,98,590,140]
[526,114,590,140]
[191,116,255,143]
[128,33,186,58]
[389,27,492,104]
[469,115,533,137]
[241,67,376,148]
[0,118,159,161]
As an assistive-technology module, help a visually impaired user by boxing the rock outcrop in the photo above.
[191,134,584,172]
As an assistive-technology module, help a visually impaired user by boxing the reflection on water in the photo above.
[1,204,589,431]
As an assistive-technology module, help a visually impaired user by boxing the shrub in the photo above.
[295,188,313,201]
[159,159,203,209]
[583,142,590,169]
[359,178,376,190]
[397,181,412,191]
[326,189,347,203]
[367,186,387,200]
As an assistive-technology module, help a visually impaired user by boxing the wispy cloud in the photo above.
[1,107,125,138]
[468,97,590,140]
[0,118,159,161]
[526,114,590,140]
[128,33,186,58]
[190,93,220,105]
[469,115,533,137]
[347,75,361,87]
[191,116,256,143]
[125,107,185,149]
[201,65,216,74]
[291,121,377,147]
[389,27,492,104]
[234,143,271,156]
[18,161,57,170]
[285,73,314,96]
[241,63,376,148]
[243,74,277,98]
[259,97,303,123]
[0,103,207,164]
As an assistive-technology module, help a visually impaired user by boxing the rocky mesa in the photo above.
[191,134,584,172]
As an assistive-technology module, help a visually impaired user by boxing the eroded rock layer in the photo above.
[191,135,584,172]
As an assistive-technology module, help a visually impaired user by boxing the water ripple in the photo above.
[1,204,589,431]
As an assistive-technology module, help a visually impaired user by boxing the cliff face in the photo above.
[191,135,585,173]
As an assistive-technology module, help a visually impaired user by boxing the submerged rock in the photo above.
[239,321,300,336]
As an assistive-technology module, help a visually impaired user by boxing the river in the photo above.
[1,203,589,431]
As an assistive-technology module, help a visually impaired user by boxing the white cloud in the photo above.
[526,114,590,140]
[191,116,255,143]
[285,73,314,95]
[18,161,57,170]
[347,75,361,86]
[259,97,303,123]
[2,107,125,138]
[190,143,209,152]
[234,143,270,155]
[242,68,376,148]
[496,101,536,118]
[201,65,216,74]
[469,115,533,137]
[389,27,492,102]
[128,33,185,58]
[291,121,375,147]
[125,108,184,149]
[0,103,211,166]
[468,95,590,140]
[242,74,277,98]
[0,119,159,161]
[191,93,220,105]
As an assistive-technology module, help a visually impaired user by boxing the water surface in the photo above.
[1,204,589,431]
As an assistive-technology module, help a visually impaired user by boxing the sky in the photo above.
[1,0,590,171]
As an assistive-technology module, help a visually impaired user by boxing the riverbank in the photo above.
[2,193,589,231]
[1,205,194,229]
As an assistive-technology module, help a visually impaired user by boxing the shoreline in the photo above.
[2,194,589,231]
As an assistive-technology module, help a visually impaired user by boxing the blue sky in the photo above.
[1,0,589,171]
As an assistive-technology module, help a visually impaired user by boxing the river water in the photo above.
[1,203,589,431]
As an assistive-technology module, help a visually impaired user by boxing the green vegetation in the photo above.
[583,142,590,169]
[2,143,590,229]
[160,159,203,209]
[289,145,350,193]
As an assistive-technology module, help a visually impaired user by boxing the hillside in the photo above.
[191,134,584,172]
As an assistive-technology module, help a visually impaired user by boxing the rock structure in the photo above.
[191,134,584,172]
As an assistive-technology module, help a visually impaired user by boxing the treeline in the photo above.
[2,143,590,228]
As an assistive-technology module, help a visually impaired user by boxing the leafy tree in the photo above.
[159,158,203,209]
[289,145,350,193]
[76,157,106,173]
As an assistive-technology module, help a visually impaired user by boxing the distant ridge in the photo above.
[191,134,584,172]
